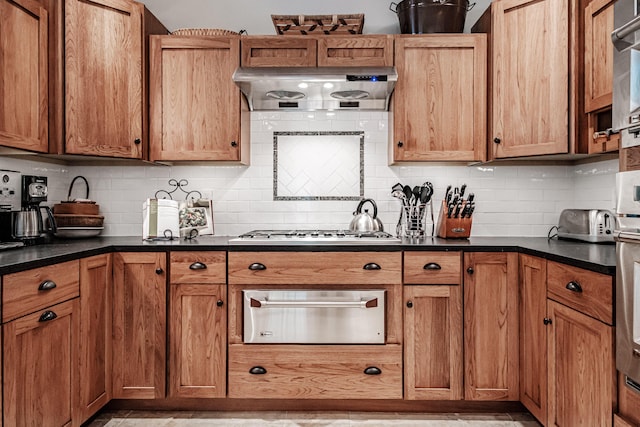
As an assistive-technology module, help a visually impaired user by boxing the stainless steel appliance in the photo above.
[232,67,398,111]
[15,175,56,244]
[557,209,615,243]
[612,0,640,148]
[614,170,640,389]
[0,170,23,250]
[243,289,385,344]
[228,229,400,245]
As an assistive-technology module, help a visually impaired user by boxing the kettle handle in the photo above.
[40,206,57,233]
[356,198,378,219]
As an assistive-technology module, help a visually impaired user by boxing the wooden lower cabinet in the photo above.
[228,344,403,399]
[404,285,463,400]
[3,299,79,427]
[112,252,166,399]
[519,255,548,422]
[463,252,519,400]
[547,300,614,427]
[169,283,226,398]
[77,254,112,423]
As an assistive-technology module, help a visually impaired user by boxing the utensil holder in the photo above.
[401,202,433,238]
[436,200,472,239]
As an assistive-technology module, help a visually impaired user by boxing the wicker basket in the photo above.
[271,14,364,35]
[171,28,240,36]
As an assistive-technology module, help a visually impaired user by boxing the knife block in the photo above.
[436,200,472,239]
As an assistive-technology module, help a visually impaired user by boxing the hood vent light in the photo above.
[330,90,370,100]
[266,90,305,100]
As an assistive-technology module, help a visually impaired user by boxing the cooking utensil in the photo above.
[460,184,467,198]
[349,198,384,232]
[403,185,413,204]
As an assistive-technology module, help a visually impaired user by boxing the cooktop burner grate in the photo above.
[229,229,400,244]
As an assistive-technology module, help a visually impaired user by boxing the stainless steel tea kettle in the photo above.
[349,198,384,232]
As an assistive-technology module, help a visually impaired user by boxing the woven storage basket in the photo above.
[171,28,240,36]
[271,14,364,35]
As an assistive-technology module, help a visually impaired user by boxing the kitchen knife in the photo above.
[467,193,475,203]
[447,203,455,218]
[460,184,467,198]
[467,202,475,217]
[453,202,462,218]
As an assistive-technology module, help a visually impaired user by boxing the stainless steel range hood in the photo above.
[233,66,397,111]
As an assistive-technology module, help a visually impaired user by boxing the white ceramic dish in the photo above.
[54,227,104,238]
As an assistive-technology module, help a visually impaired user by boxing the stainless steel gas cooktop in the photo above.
[228,229,400,245]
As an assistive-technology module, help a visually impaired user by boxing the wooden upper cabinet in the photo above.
[317,35,393,67]
[149,36,247,162]
[391,35,487,162]
[65,0,144,158]
[475,0,569,159]
[584,0,614,113]
[0,0,48,153]
[241,36,317,67]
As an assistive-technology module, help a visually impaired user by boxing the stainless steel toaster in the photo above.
[557,209,615,243]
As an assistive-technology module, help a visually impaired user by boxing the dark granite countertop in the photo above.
[0,235,616,276]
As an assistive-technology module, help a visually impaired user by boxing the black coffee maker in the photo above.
[0,170,22,247]
[14,175,56,244]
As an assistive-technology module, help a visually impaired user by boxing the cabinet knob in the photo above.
[406,301,413,308]
[216,299,224,307]
[231,141,238,147]
[38,310,58,322]
[466,267,474,275]
[248,263,266,271]
[565,281,583,293]
[189,262,207,270]
[423,262,442,270]
[493,137,501,144]
[249,366,267,375]
[155,267,164,275]
[397,141,404,147]
[363,263,381,270]
[364,366,382,375]
[38,280,57,291]
[134,138,141,145]
[543,317,552,325]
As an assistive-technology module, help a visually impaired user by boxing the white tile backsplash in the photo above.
[0,111,619,237]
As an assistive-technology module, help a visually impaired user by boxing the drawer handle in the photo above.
[189,262,207,270]
[423,262,442,270]
[38,280,57,291]
[364,366,382,375]
[38,310,58,322]
[363,263,381,270]
[249,263,267,271]
[249,366,267,375]
[566,281,583,293]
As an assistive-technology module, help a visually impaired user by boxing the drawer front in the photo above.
[403,251,461,284]
[170,251,226,284]
[547,261,613,324]
[3,260,80,322]
[228,252,401,285]
[228,344,402,399]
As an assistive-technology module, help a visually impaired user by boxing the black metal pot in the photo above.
[390,0,474,34]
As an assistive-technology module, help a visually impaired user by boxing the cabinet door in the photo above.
[317,35,393,67]
[112,252,166,399]
[584,0,614,113]
[241,36,316,67]
[77,254,111,423]
[519,255,547,423]
[463,252,519,400]
[3,299,79,427]
[65,0,143,158]
[547,300,614,426]
[0,0,48,152]
[149,36,245,162]
[404,285,463,400]
[490,0,569,158]
[169,283,226,398]
[392,35,486,162]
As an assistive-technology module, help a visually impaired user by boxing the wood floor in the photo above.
[87,410,543,426]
